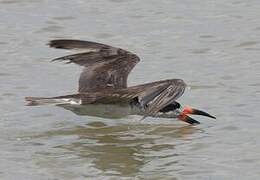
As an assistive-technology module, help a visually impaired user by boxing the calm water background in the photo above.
[0,0,260,179]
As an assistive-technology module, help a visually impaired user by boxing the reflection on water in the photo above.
[57,104,134,119]
[31,122,198,178]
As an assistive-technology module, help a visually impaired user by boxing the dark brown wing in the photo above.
[80,79,186,116]
[49,39,140,92]
[49,39,109,50]
[141,79,186,117]
[124,79,186,117]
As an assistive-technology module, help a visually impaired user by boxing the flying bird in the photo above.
[26,39,215,125]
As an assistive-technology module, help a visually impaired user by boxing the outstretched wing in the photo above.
[49,39,140,92]
[82,79,186,117]
[130,79,186,117]
[141,80,186,117]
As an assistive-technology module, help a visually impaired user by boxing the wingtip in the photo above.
[47,40,55,47]
[47,39,105,50]
[48,40,57,48]
[48,39,67,49]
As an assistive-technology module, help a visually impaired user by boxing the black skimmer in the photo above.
[26,39,215,125]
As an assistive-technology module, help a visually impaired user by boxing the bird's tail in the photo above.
[25,94,81,106]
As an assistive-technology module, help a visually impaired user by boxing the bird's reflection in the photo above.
[57,103,134,119]
[34,120,199,177]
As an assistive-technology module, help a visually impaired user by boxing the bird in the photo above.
[25,39,216,125]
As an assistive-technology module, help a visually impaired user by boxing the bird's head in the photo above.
[159,102,215,125]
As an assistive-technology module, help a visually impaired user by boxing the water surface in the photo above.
[0,0,260,179]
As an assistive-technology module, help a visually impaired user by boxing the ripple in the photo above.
[220,125,239,131]
[199,35,215,39]
[35,25,63,33]
[2,93,15,96]
[231,15,244,19]
[189,85,218,90]
[0,0,42,5]
[52,16,76,21]
[210,39,231,43]
[236,158,258,163]
[231,1,246,5]
[87,121,107,128]
[129,15,146,19]
[248,83,260,87]
[15,86,28,90]
[31,113,53,118]
[26,142,45,146]
[255,26,260,31]
[108,0,131,2]
[220,75,234,80]
[190,142,210,151]
[94,33,114,39]
[0,72,11,76]
[244,47,260,51]
[0,41,8,45]
[230,113,253,118]
[45,20,57,25]
[0,0,19,4]
[180,170,214,176]
[164,56,177,60]
[234,103,247,107]
[235,41,258,48]
[191,48,211,54]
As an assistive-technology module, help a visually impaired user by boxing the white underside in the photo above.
[28,97,180,119]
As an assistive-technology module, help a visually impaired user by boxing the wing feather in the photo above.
[83,79,186,116]
[144,82,185,116]
[137,79,186,117]
[49,39,140,92]
[49,39,108,50]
